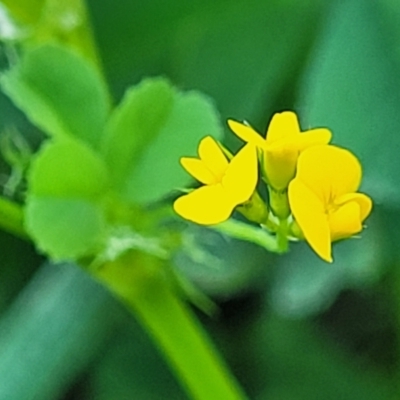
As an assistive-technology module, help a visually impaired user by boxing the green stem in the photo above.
[276,218,289,253]
[213,218,280,253]
[92,252,248,400]
[0,196,27,239]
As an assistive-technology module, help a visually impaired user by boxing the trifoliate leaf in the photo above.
[101,77,173,190]
[0,44,109,149]
[28,139,109,200]
[25,197,106,261]
[102,77,223,204]
[25,138,109,260]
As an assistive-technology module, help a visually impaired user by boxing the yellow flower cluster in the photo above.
[173,136,258,225]
[173,111,372,262]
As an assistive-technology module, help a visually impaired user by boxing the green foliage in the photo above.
[1,44,223,259]
[0,0,399,399]
[0,44,109,149]
[25,197,106,260]
[299,0,400,206]
[0,0,44,25]
[123,90,223,203]
[103,77,223,204]
[270,220,384,318]
[102,78,174,191]
[28,139,109,199]
[91,0,326,124]
[0,263,123,400]
[24,139,109,259]
[171,0,326,121]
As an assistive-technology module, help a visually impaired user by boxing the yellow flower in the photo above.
[173,136,258,225]
[228,111,332,190]
[288,145,372,263]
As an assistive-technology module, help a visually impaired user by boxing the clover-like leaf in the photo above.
[28,138,109,200]
[102,77,223,204]
[25,197,107,261]
[1,44,109,149]
[25,138,109,260]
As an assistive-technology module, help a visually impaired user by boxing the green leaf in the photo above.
[168,0,327,126]
[91,1,327,124]
[0,262,122,400]
[28,139,109,200]
[25,138,109,260]
[102,77,223,204]
[0,44,109,149]
[25,197,106,261]
[376,0,400,71]
[0,0,45,25]
[102,77,174,190]
[270,221,384,318]
[298,0,400,206]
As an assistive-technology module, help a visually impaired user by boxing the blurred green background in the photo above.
[0,0,400,399]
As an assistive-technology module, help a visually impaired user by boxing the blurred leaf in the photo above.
[87,0,213,96]
[89,322,186,400]
[102,77,223,204]
[0,230,39,312]
[28,138,109,199]
[0,0,44,25]
[376,0,400,71]
[173,0,327,122]
[174,225,271,299]
[299,0,400,207]
[258,316,394,400]
[0,262,123,400]
[102,77,173,191]
[89,0,327,124]
[269,213,384,318]
[25,197,106,260]
[35,0,103,70]
[0,44,109,149]
[25,139,109,260]
[0,3,26,42]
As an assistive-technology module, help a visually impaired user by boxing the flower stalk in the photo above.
[92,250,248,400]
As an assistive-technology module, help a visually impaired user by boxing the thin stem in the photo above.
[92,251,248,400]
[276,218,289,253]
[0,196,27,239]
[213,218,281,253]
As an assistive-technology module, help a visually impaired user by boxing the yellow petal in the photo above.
[266,111,300,143]
[288,178,332,262]
[180,157,218,185]
[173,184,236,225]
[296,145,362,205]
[223,144,258,204]
[334,192,372,222]
[295,128,332,151]
[198,136,229,180]
[227,120,266,148]
[263,145,298,190]
[328,201,363,242]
